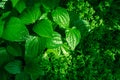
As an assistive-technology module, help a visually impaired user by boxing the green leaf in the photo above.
[7,44,22,57]
[25,36,40,58]
[38,37,46,53]
[4,60,22,74]
[2,17,29,41]
[15,72,30,80]
[52,7,70,29]
[15,0,26,13]
[20,6,41,25]
[24,59,43,80]
[0,69,9,80]
[66,27,81,50]
[11,0,19,7]
[41,0,60,10]
[0,11,10,20]
[46,32,63,48]
[0,20,4,37]
[33,19,53,37]
[0,47,9,66]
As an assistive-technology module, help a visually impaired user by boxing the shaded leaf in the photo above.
[7,44,22,57]
[4,60,22,74]
[0,20,4,37]
[0,47,9,66]
[41,0,60,10]
[15,72,30,80]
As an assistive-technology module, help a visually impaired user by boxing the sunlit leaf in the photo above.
[66,27,81,50]
[52,7,70,29]
[46,32,63,48]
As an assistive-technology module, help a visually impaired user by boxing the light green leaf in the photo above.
[66,27,81,50]
[11,0,19,7]
[15,0,26,13]
[52,7,70,29]
[46,32,63,48]
[2,17,29,41]
[0,20,4,37]
[33,19,53,37]
[20,6,41,25]
[4,60,22,74]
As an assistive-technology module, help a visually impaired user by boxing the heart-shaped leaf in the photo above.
[20,6,41,25]
[33,19,53,38]
[52,7,70,29]
[46,32,63,48]
[2,17,29,41]
[66,27,81,50]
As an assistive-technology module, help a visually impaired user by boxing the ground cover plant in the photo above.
[0,0,120,80]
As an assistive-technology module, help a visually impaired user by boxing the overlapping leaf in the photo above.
[20,6,41,25]
[46,32,63,48]
[2,17,29,41]
[4,60,22,74]
[52,7,70,29]
[66,27,81,50]
[33,19,53,37]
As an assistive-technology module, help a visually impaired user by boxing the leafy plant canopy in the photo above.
[0,0,120,80]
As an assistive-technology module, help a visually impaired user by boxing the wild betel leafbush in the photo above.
[0,0,120,80]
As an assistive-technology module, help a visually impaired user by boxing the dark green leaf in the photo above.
[66,27,81,50]
[0,20,4,37]
[41,0,60,10]
[33,19,53,37]
[15,0,26,13]
[52,7,70,29]
[46,32,63,48]
[0,47,9,66]
[7,45,22,57]
[4,60,22,74]
[10,0,19,7]
[15,72,30,80]
[20,6,41,25]
[24,59,42,80]
[2,17,29,41]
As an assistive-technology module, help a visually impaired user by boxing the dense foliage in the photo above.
[0,0,120,80]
